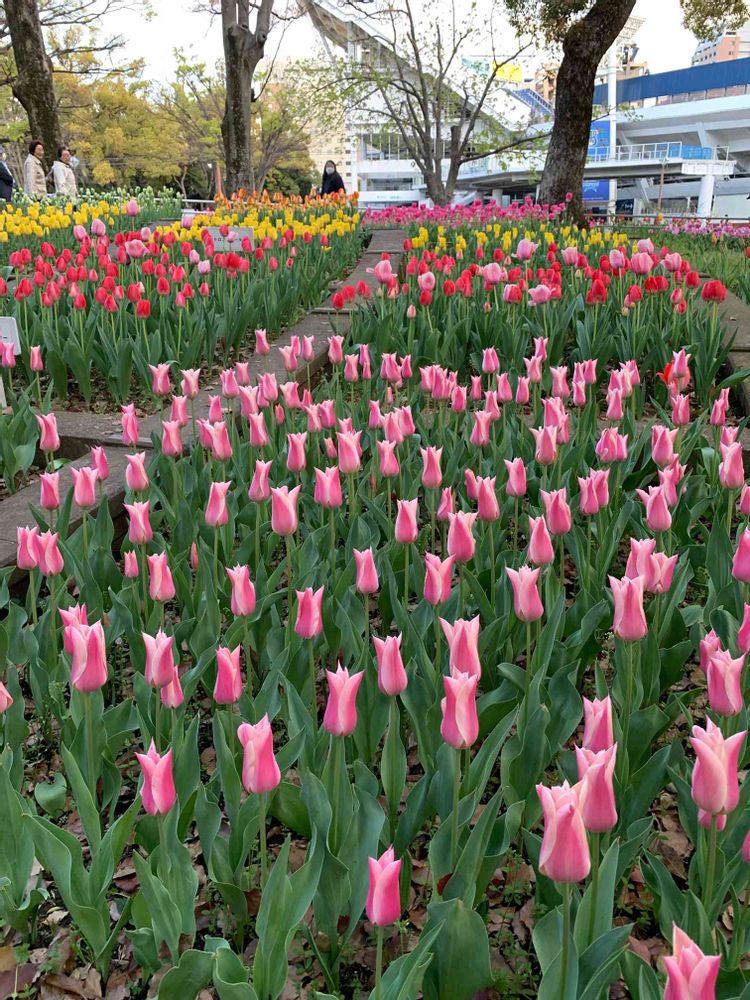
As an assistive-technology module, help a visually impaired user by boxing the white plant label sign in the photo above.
[0,316,21,356]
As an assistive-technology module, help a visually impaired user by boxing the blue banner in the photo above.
[587,122,610,159]
[582,179,610,202]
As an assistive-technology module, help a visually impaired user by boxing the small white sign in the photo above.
[0,316,21,356]
[206,226,255,252]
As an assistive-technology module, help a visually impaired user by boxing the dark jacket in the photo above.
[320,170,345,195]
[0,160,14,202]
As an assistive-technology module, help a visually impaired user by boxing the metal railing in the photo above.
[587,141,729,163]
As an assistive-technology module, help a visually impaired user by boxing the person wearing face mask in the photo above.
[50,145,78,199]
[24,140,47,198]
[319,159,345,196]
[0,146,15,203]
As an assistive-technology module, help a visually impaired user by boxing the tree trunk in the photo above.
[538,0,636,222]
[4,0,60,169]
[221,0,273,196]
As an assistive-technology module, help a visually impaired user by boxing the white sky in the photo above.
[107,0,699,84]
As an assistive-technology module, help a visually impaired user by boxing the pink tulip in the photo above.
[354,548,379,595]
[710,388,730,427]
[739,605,750,654]
[90,446,109,482]
[700,630,723,675]
[215,645,242,704]
[475,476,499,521]
[295,586,324,639]
[29,345,43,371]
[528,515,554,566]
[374,634,408,695]
[327,335,344,364]
[147,552,176,603]
[121,404,140,446]
[530,426,558,465]
[286,432,307,473]
[71,467,98,509]
[636,485,672,533]
[541,488,572,535]
[504,458,526,497]
[625,537,656,584]
[16,526,39,570]
[706,649,744,716]
[524,355,543,384]
[690,718,745,818]
[226,565,256,617]
[609,574,647,641]
[36,413,60,452]
[39,472,60,510]
[732,528,750,583]
[136,742,176,815]
[649,552,678,594]
[506,565,544,622]
[366,847,402,926]
[314,466,343,509]
[652,425,679,467]
[68,620,108,692]
[143,629,175,688]
[596,428,628,464]
[249,460,272,503]
[125,500,153,545]
[482,347,499,374]
[720,442,745,490]
[149,363,171,396]
[536,782,591,882]
[440,668,479,749]
[180,368,201,398]
[437,487,454,522]
[157,420,180,457]
[582,696,614,752]
[238,715,281,794]
[420,446,443,489]
[161,666,184,708]
[447,511,477,563]
[423,553,455,605]
[337,431,361,474]
[205,481,231,527]
[124,550,139,578]
[323,664,364,736]
[255,329,270,354]
[515,376,530,405]
[271,485,301,536]
[575,745,618,832]
[663,926,719,1000]
[440,616,481,678]
[578,475,600,516]
[37,531,64,576]
[125,452,149,492]
[0,682,13,713]
[470,411,492,447]
[395,499,419,544]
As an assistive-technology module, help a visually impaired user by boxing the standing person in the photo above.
[320,159,345,196]
[0,147,15,203]
[51,145,77,199]
[23,140,47,198]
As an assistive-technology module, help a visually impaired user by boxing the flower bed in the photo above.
[0,211,749,999]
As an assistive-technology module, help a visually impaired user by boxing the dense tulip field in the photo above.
[2,201,750,998]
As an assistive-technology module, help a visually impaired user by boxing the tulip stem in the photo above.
[154,692,161,752]
[258,792,268,889]
[309,640,316,720]
[158,813,169,886]
[450,748,461,872]
[81,512,89,559]
[434,610,442,678]
[213,529,219,599]
[727,488,734,537]
[254,502,261,570]
[404,543,410,608]
[375,924,384,1000]
[286,535,293,647]
[28,567,37,626]
[458,563,464,618]
[587,832,600,947]
[488,523,496,608]
[513,496,519,555]
[704,815,717,914]
[560,882,571,1000]
[84,693,96,802]
[329,508,337,595]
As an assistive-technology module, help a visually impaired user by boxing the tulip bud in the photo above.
[215,646,243,704]
[323,664,363,736]
[575,744,618,832]
[366,847,402,926]
[238,715,281,793]
[295,586,324,639]
[536,782,591,882]
[440,669,479,749]
[136,741,176,815]
[373,634,408,696]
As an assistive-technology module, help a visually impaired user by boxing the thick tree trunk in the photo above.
[4,0,60,169]
[221,0,273,196]
[538,0,636,222]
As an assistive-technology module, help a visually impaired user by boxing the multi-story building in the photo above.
[692,22,750,65]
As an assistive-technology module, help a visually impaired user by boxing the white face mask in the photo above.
[325,166,334,175]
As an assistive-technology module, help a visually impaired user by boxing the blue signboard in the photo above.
[588,122,610,159]
[582,179,610,202]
